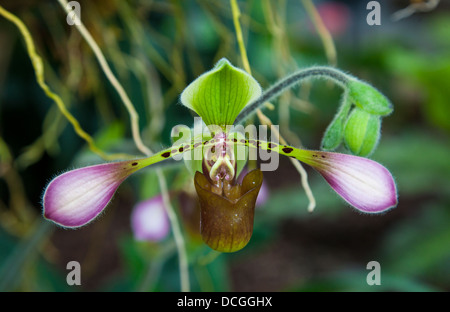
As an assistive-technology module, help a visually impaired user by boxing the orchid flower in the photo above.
[43,58,397,252]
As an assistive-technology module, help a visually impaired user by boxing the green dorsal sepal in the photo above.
[180,58,262,127]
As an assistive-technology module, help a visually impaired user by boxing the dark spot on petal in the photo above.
[179,147,184,152]
[132,162,138,166]
[312,154,318,158]
[282,147,294,154]
[233,138,238,143]
[268,143,277,149]
[321,155,326,158]
[162,152,171,158]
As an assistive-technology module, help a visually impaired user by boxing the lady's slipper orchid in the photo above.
[43,58,398,252]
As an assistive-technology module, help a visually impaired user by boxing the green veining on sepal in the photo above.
[180,58,262,127]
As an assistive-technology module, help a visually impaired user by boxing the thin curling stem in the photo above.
[56,0,190,292]
[235,66,351,125]
[57,0,151,156]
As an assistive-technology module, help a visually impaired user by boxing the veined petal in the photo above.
[300,151,397,213]
[43,160,140,228]
[42,146,184,228]
[131,196,170,242]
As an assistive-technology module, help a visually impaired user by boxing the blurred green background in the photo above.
[0,0,449,291]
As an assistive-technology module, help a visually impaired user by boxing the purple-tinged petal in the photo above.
[131,195,170,242]
[256,181,270,207]
[302,151,397,213]
[43,160,139,228]
[238,167,269,208]
[236,167,270,208]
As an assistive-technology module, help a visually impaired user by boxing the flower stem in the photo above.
[57,0,151,157]
[235,66,351,125]
[156,169,190,292]
[230,0,316,212]
[0,5,129,161]
[230,0,251,74]
[301,0,337,66]
[56,0,190,292]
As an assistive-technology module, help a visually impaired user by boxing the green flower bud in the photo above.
[347,79,393,116]
[344,108,381,157]
[321,93,352,151]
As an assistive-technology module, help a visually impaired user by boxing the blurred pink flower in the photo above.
[316,2,351,36]
[131,195,170,242]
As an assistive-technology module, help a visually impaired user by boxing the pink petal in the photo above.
[131,196,170,242]
[43,161,138,227]
[256,181,270,207]
[238,168,270,207]
[304,151,397,213]
[316,2,351,36]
